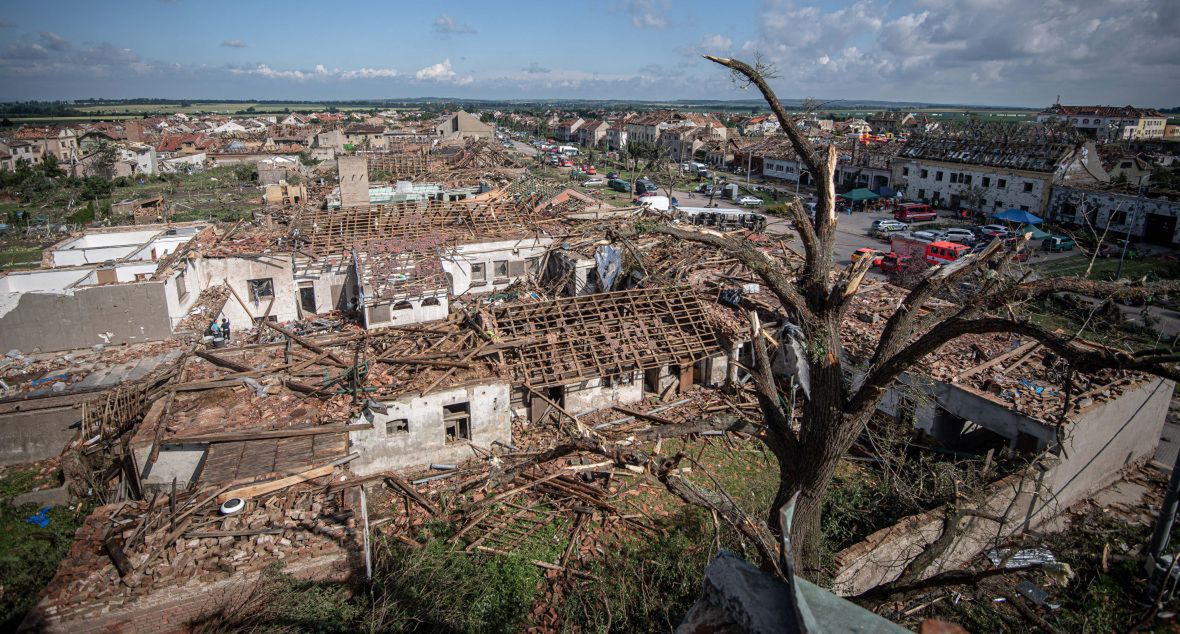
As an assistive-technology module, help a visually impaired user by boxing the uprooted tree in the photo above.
[602,56,1180,576]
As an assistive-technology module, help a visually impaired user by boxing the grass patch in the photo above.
[1036,254,1180,281]
[0,462,85,631]
[0,248,41,271]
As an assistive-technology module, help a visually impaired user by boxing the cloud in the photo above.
[743,0,1180,105]
[0,20,16,28]
[433,14,476,35]
[522,62,551,74]
[699,34,732,50]
[339,67,399,79]
[226,63,397,81]
[39,31,70,52]
[622,0,670,29]
[221,39,247,48]
[415,58,455,80]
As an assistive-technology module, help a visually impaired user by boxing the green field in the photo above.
[74,102,383,115]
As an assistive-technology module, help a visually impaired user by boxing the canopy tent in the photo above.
[992,208,1044,224]
[1019,224,1052,240]
[837,188,881,202]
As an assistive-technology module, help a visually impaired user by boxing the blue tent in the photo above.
[992,208,1044,225]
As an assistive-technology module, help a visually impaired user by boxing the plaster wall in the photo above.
[348,382,511,475]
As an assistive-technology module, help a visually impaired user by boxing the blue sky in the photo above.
[0,0,1177,107]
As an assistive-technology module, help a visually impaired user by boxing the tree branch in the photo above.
[612,223,816,327]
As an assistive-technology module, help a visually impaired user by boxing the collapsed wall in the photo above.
[833,376,1173,595]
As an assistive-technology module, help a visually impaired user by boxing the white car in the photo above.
[582,178,606,187]
[871,219,907,232]
[941,228,978,243]
[736,195,763,207]
[980,224,1010,238]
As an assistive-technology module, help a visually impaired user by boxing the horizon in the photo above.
[0,1,1177,108]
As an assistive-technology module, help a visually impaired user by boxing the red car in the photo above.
[585,165,597,175]
[851,248,884,267]
[879,252,915,273]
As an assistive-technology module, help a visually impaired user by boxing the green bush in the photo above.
[560,509,711,633]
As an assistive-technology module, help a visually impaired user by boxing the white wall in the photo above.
[365,293,449,328]
[442,238,552,296]
[349,382,512,475]
[201,255,298,327]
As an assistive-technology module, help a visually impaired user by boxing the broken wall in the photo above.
[337,156,369,209]
[833,377,1173,595]
[0,281,172,353]
[349,382,511,475]
[364,293,448,329]
[442,238,551,296]
[201,255,298,327]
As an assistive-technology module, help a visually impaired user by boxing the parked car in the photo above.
[585,166,597,175]
[737,195,764,207]
[608,179,631,193]
[942,228,978,243]
[1041,235,1076,252]
[925,240,971,266]
[893,203,937,222]
[851,248,884,267]
[913,230,943,241]
[979,224,1009,238]
[606,171,619,180]
[582,178,606,187]
[695,184,715,195]
[871,219,908,233]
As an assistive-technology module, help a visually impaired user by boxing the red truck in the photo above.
[893,203,937,222]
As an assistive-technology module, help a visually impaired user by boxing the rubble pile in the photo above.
[39,482,356,623]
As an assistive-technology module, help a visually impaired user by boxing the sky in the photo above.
[0,0,1177,107]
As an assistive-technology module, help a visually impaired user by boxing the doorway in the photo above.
[1144,213,1177,246]
[299,284,316,315]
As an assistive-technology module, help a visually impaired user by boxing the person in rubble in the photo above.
[221,317,231,343]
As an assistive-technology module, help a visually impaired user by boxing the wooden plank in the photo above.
[611,404,676,426]
[217,464,335,503]
[169,424,369,444]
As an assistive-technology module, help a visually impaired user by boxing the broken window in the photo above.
[247,278,274,302]
[1111,210,1128,224]
[935,171,943,181]
[393,300,413,311]
[470,262,486,286]
[920,169,928,179]
[444,402,471,442]
[385,419,409,435]
[997,178,1007,189]
[493,260,509,282]
[982,176,991,188]
[902,167,909,176]
[1023,182,1033,193]
[525,257,540,275]
[422,297,441,306]
[175,269,188,301]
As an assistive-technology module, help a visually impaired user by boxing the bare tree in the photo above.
[613,56,1180,574]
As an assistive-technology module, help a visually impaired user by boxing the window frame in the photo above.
[247,277,275,302]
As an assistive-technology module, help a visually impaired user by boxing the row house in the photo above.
[553,118,584,142]
[605,121,629,150]
[894,138,1108,213]
[1037,104,1168,141]
[576,120,608,147]
[14,127,79,164]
